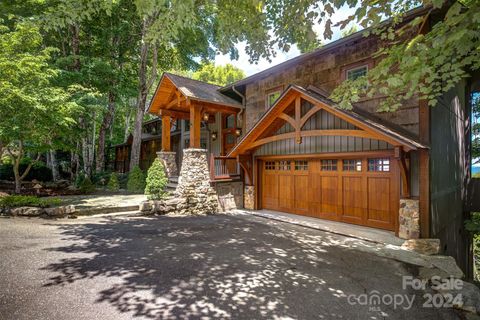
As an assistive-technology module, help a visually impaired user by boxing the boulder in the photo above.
[45,205,76,218]
[430,255,464,279]
[10,207,44,217]
[401,239,440,255]
[436,281,480,314]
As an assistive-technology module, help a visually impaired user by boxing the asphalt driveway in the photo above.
[0,213,459,320]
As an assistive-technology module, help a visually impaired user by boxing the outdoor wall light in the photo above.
[235,128,242,136]
[211,131,217,141]
[203,112,210,121]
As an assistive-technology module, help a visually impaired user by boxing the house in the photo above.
[145,6,478,275]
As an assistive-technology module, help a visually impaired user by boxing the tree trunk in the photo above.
[96,92,115,172]
[50,150,60,181]
[129,21,150,171]
[124,106,133,142]
[8,143,39,194]
[130,19,158,171]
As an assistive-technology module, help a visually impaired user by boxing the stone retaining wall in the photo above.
[244,186,255,210]
[214,181,243,212]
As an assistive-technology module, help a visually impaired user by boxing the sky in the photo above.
[214,5,358,76]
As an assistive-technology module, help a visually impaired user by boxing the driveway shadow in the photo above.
[41,214,457,319]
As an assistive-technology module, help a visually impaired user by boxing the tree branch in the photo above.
[146,43,158,90]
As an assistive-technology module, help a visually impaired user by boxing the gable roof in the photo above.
[228,85,427,156]
[148,73,242,114]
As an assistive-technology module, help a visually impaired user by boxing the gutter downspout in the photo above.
[232,85,246,129]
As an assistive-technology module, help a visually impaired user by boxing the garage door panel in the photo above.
[278,174,294,212]
[294,175,309,215]
[341,176,366,222]
[320,176,339,215]
[367,177,391,225]
[263,173,278,210]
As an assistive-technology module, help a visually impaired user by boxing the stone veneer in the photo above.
[156,151,178,178]
[214,181,243,212]
[244,186,255,210]
[399,199,420,239]
[174,148,218,215]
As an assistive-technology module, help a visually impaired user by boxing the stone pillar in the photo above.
[244,185,255,210]
[156,151,178,178]
[399,199,420,239]
[175,148,218,215]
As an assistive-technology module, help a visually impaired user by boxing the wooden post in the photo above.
[190,103,201,148]
[161,114,171,151]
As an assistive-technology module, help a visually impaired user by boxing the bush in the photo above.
[127,166,146,193]
[0,195,61,208]
[92,171,111,187]
[107,172,120,192]
[145,158,168,200]
[78,176,96,194]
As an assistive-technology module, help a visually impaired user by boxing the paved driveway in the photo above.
[0,214,459,320]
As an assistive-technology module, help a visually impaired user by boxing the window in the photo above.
[265,86,283,109]
[278,160,291,171]
[343,159,362,172]
[321,159,337,171]
[346,65,368,81]
[265,161,276,170]
[368,158,390,172]
[224,114,235,129]
[295,160,308,171]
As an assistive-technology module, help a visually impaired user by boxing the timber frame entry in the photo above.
[229,84,428,235]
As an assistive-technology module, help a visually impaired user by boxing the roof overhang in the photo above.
[228,85,428,157]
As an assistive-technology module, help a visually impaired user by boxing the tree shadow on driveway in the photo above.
[41,214,458,319]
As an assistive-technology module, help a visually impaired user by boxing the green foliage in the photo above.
[145,158,168,200]
[107,172,120,192]
[78,175,96,194]
[0,195,61,209]
[192,62,245,86]
[465,211,480,281]
[127,166,146,194]
[0,161,53,182]
[329,1,480,111]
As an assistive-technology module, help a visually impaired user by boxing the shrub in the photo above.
[0,195,61,208]
[79,176,96,194]
[127,166,146,194]
[145,158,168,199]
[107,172,120,192]
[92,171,111,187]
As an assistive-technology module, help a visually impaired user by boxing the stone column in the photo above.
[156,151,178,178]
[399,199,420,239]
[175,148,218,215]
[244,186,255,210]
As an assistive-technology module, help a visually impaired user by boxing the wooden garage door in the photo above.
[261,157,398,231]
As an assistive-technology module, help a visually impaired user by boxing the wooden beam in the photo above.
[395,147,411,198]
[165,95,186,109]
[248,129,379,150]
[159,109,190,120]
[278,113,297,129]
[300,105,322,128]
[237,154,253,186]
[189,103,201,148]
[295,97,302,144]
[161,115,171,151]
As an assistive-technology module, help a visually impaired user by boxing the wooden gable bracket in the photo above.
[237,154,253,185]
[395,146,411,198]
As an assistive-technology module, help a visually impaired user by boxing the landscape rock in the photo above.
[401,239,440,255]
[430,255,464,279]
[45,205,76,218]
[10,207,45,217]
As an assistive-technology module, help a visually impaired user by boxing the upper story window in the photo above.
[346,65,368,81]
[265,85,283,110]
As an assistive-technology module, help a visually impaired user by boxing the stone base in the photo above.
[156,151,178,178]
[175,149,218,215]
[399,199,420,239]
[214,181,243,212]
[244,185,255,210]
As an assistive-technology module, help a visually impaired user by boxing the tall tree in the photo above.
[192,62,245,86]
[0,21,77,193]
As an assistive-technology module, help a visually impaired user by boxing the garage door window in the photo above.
[265,161,276,170]
[321,159,337,171]
[295,160,308,170]
[278,160,291,170]
[343,159,362,172]
[368,158,390,172]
